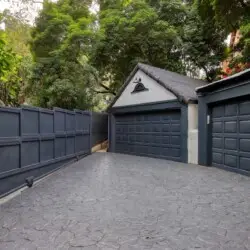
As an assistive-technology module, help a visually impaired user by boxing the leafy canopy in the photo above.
[93,0,227,94]
[29,0,101,109]
[0,12,32,106]
[195,0,250,67]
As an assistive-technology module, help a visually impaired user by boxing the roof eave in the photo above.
[196,68,250,94]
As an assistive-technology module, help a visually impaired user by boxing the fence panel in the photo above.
[0,106,92,198]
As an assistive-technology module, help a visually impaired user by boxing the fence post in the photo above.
[89,111,92,154]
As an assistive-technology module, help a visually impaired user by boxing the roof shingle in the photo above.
[138,63,206,103]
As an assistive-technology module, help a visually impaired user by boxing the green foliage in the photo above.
[27,57,99,109]
[93,0,187,93]
[2,10,31,56]
[93,0,227,90]
[195,0,250,71]
[3,0,247,107]
[0,12,33,106]
[182,6,227,81]
[196,0,249,31]
[240,23,250,64]
[0,35,22,106]
[29,0,101,110]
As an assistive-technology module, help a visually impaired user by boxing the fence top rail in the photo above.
[74,109,91,115]
[54,107,76,115]
[0,105,107,116]
[21,105,40,111]
[0,106,21,113]
[92,111,108,115]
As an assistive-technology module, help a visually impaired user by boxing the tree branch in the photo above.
[93,89,113,94]
[201,65,212,82]
[99,83,116,96]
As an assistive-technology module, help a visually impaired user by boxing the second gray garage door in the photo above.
[114,110,182,161]
[211,99,250,172]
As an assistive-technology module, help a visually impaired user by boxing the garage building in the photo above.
[196,68,250,175]
[108,63,205,164]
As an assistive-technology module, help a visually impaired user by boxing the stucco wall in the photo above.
[113,70,177,107]
[188,104,198,164]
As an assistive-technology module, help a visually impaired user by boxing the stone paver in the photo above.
[0,153,250,250]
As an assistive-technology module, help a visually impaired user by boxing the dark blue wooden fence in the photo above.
[0,106,107,198]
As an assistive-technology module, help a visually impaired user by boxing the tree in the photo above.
[2,10,31,57]
[0,34,21,106]
[0,11,33,106]
[195,0,250,72]
[93,0,186,95]
[182,5,227,81]
[27,57,99,109]
[29,0,101,110]
[93,0,230,92]
[195,0,249,31]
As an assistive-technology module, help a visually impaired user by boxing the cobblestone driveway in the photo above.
[0,153,250,250]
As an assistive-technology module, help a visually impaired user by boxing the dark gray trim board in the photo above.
[109,101,188,163]
[180,105,188,163]
[198,76,250,176]
[109,114,116,153]
[110,100,183,114]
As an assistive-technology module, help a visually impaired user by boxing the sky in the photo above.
[0,0,98,24]
[0,0,43,23]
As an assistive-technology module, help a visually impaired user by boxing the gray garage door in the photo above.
[114,110,182,161]
[211,99,250,172]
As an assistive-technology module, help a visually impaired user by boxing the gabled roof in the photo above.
[196,68,250,94]
[108,63,207,110]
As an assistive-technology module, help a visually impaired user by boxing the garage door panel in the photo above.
[240,139,250,152]
[152,136,162,144]
[211,100,250,172]
[212,152,223,164]
[213,148,238,156]
[152,124,161,132]
[162,147,180,157]
[212,106,224,117]
[162,136,170,145]
[171,123,181,132]
[224,121,237,133]
[225,103,238,116]
[212,122,223,133]
[239,139,250,152]
[212,137,223,149]
[162,124,171,132]
[171,148,181,157]
[114,110,181,161]
[224,138,237,150]
[224,154,237,168]
[239,120,250,133]
[171,135,181,145]
[240,157,250,171]
[239,101,250,115]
